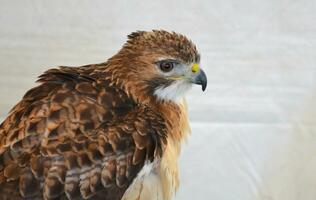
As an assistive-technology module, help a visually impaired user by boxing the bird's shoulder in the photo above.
[0,65,167,199]
[0,64,135,151]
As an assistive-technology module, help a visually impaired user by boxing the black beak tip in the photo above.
[193,69,207,92]
[202,83,207,91]
[200,70,207,92]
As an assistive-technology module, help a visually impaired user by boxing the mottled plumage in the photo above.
[0,30,207,200]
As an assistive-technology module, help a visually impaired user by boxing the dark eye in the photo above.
[159,62,174,72]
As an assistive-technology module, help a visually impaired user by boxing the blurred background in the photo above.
[0,0,316,199]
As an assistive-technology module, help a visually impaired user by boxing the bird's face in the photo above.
[115,30,207,102]
[151,57,207,102]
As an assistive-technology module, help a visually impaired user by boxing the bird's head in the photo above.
[109,30,207,103]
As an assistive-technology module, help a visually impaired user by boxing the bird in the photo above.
[0,30,207,200]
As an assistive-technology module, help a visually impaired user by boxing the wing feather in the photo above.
[0,65,166,200]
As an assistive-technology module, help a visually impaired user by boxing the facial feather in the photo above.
[154,80,192,102]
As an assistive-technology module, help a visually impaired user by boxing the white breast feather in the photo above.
[121,160,164,200]
[122,137,183,200]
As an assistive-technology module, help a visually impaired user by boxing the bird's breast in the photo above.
[121,99,190,200]
[121,136,181,200]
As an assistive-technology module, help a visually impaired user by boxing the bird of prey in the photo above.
[0,30,207,200]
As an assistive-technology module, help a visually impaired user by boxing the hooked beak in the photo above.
[192,69,207,91]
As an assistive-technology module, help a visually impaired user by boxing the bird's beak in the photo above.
[191,64,207,91]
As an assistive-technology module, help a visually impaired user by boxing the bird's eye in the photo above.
[159,62,174,72]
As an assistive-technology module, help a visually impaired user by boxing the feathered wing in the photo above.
[0,65,166,200]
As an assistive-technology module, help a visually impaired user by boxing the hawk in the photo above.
[0,30,207,200]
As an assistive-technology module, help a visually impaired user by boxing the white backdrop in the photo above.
[0,1,316,199]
